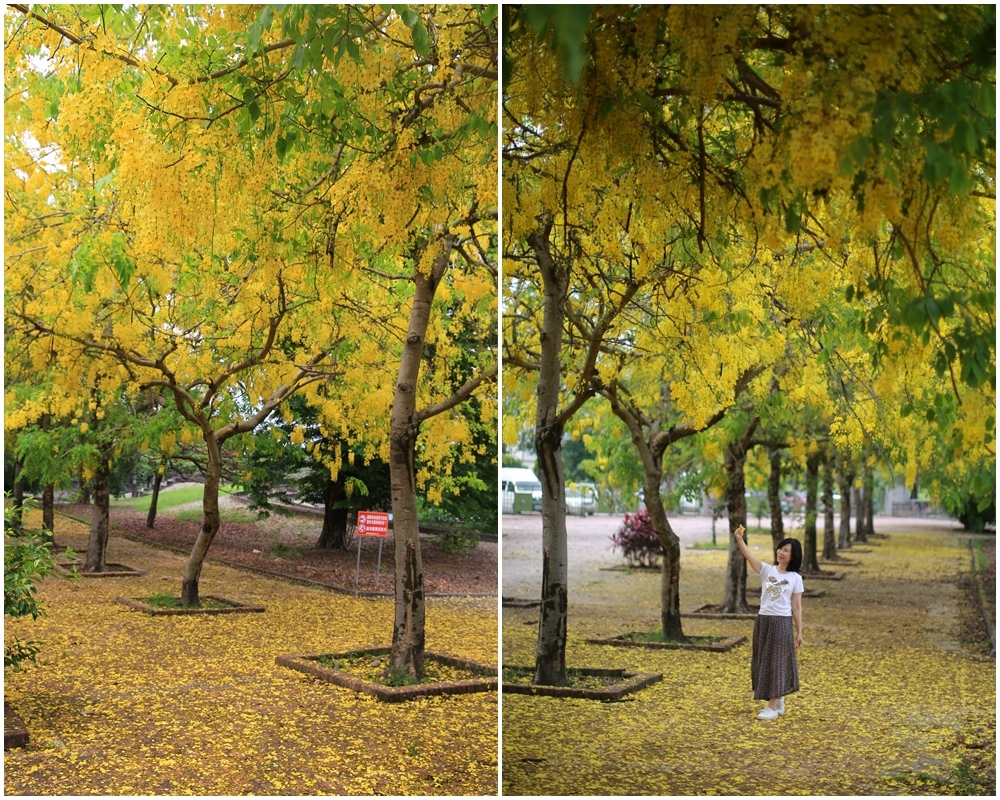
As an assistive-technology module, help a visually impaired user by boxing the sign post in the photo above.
[355,511,390,589]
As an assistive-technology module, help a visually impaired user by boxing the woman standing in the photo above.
[733,525,804,720]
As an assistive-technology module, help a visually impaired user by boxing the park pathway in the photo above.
[502,523,995,795]
[4,512,498,796]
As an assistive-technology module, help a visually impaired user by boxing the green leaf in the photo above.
[345,38,360,63]
[248,21,263,52]
[398,7,419,27]
[784,203,801,234]
[411,19,430,56]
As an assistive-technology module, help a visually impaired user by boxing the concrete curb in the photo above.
[968,538,996,657]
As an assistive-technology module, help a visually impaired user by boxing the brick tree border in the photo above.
[116,595,265,615]
[587,634,747,652]
[276,648,498,703]
[502,667,662,701]
[4,703,29,751]
[57,562,147,578]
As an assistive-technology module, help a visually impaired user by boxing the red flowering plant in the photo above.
[609,509,664,568]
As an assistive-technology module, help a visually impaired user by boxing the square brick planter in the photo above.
[4,702,29,750]
[501,597,540,608]
[502,667,662,700]
[276,648,497,703]
[58,562,147,577]
[116,595,265,615]
[586,633,747,652]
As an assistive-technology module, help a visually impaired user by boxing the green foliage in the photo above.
[503,4,594,87]
[437,528,480,555]
[950,495,996,534]
[4,498,66,671]
[270,542,303,559]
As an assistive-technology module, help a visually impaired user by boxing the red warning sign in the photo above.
[356,511,390,537]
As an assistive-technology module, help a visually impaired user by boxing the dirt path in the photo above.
[502,518,995,795]
[59,495,497,596]
[501,509,963,600]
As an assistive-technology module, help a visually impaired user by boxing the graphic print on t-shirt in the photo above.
[764,576,789,601]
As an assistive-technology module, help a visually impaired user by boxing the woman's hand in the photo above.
[795,632,803,649]
[733,524,746,541]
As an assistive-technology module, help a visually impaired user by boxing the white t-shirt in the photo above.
[757,562,804,617]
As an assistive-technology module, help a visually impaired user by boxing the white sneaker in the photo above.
[756,706,779,720]
[776,698,785,715]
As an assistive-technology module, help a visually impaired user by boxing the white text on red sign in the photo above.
[356,511,390,537]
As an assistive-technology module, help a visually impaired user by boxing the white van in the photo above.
[501,467,543,513]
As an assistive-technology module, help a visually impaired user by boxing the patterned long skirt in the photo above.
[751,614,799,701]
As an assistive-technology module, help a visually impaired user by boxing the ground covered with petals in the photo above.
[502,528,995,795]
[4,513,498,796]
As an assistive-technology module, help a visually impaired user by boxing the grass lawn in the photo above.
[109,483,239,514]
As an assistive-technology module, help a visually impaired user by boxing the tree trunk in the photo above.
[388,242,454,681]
[316,478,350,550]
[181,439,223,607]
[389,418,425,680]
[802,452,821,574]
[42,482,55,543]
[11,455,25,534]
[864,466,876,536]
[532,226,570,687]
[854,482,868,542]
[84,452,110,573]
[837,462,854,550]
[822,454,838,560]
[768,448,783,548]
[39,414,55,543]
[146,471,163,529]
[721,417,758,613]
[643,474,686,642]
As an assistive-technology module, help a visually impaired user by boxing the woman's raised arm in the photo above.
[732,524,763,575]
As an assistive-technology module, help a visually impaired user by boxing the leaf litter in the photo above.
[5,512,498,795]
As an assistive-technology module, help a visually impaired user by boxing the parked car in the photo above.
[780,491,807,513]
[566,483,598,516]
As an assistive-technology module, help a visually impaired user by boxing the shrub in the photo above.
[4,499,65,671]
[610,509,664,568]
[438,528,480,555]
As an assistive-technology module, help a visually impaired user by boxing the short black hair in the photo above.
[775,537,803,573]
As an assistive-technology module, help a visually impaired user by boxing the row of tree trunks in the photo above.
[822,456,838,560]
[84,446,111,573]
[768,447,784,548]
[801,452,821,574]
[721,417,759,614]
